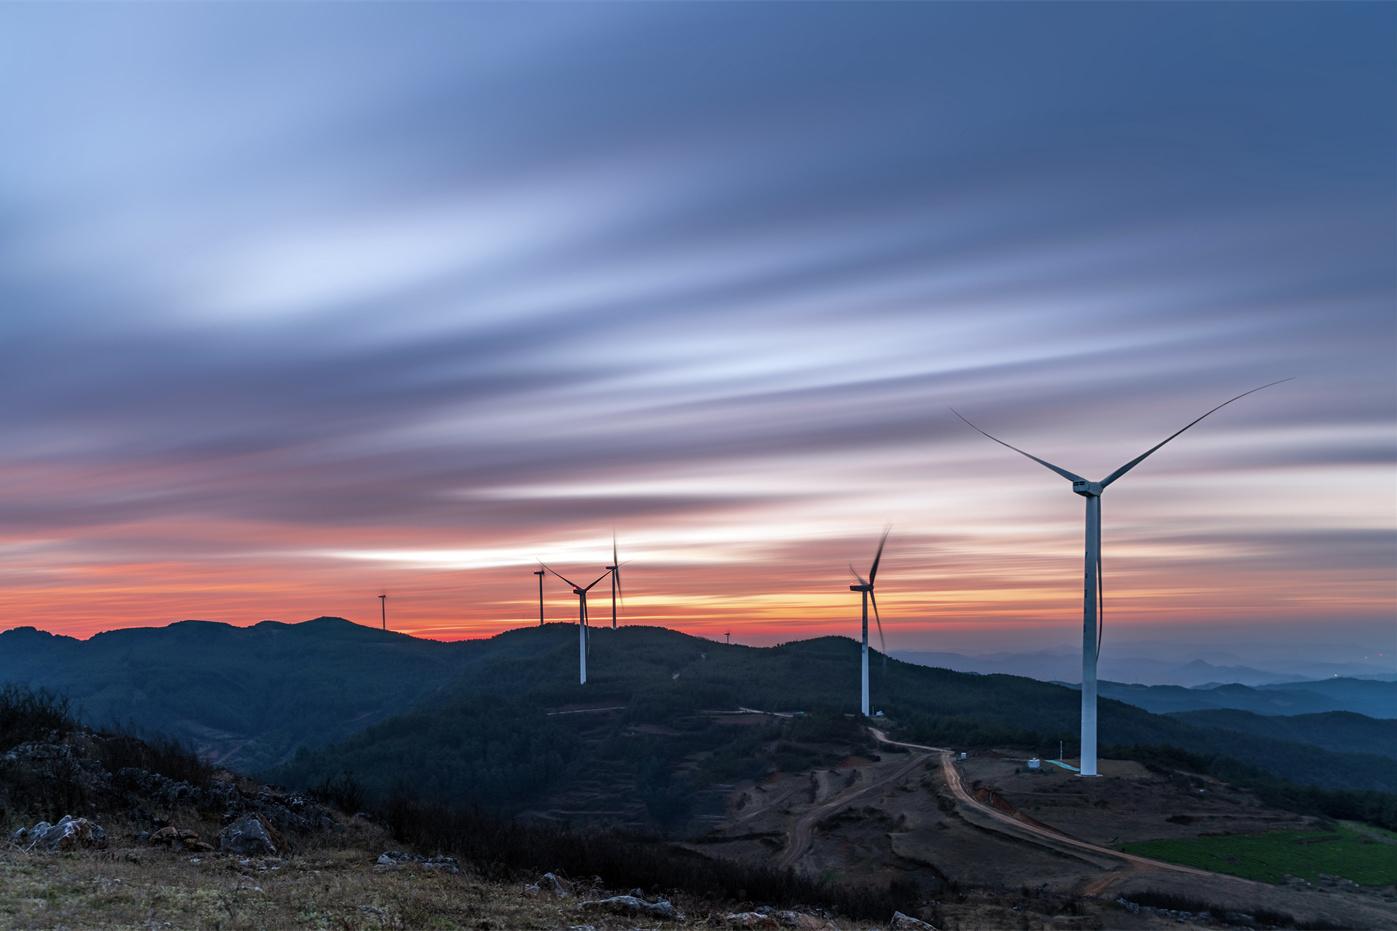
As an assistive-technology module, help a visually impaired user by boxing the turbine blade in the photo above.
[850,564,869,587]
[613,534,624,608]
[584,569,612,591]
[1096,541,1104,661]
[870,589,887,663]
[868,527,891,584]
[1099,378,1293,488]
[950,408,1085,483]
[544,565,582,590]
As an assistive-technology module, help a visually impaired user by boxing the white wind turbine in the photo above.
[953,379,1290,776]
[543,565,612,685]
[849,528,891,718]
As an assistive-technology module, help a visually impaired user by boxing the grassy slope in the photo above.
[1122,821,1397,887]
[0,823,708,931]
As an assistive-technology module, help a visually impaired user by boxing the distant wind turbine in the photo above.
[378,592,388,631]
[542,565,612,684]
[849,528,891,718]
[952,378,1291,776]
[606,533,624,629]
[532,568,545,626]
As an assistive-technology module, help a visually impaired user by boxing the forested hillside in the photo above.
[276,624,1397,833]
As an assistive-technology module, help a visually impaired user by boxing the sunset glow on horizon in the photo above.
[1,4,1392,660]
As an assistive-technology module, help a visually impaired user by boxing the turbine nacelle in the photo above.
[849,583,872,593]
[1072,480,1103,498]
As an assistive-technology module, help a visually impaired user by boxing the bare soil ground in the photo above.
[690,741,1397,930]
[959,754,1314,847]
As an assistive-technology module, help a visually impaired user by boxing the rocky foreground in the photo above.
[0,724,1203,930]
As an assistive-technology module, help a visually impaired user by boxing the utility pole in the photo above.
[1059,739,1064,763]
[379,593,388,631]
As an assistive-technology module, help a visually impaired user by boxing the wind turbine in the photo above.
[532,569,546,626]
[378,593,388,631]
[542,565,612,684]
[952,378,1290,776]
[606,534,624,629]
[849,528,890,718]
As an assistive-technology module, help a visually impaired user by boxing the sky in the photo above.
[1,4,1393,662]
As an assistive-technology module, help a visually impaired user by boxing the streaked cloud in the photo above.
[0,3,1391,658]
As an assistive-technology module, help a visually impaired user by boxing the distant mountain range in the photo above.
[4,618,1396,834]
[893,648,1397,689]
[1096,677,1397,720]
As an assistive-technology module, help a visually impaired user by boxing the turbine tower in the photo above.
[542,565,612,685]
[378,592,387,631]
[843,525,888,712]
[532,568,545,626]
[849,528,890,718]
[952,379,1290,776]
[606,534,624,629]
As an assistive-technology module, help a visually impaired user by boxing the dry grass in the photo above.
[0,820,701,931]
[0,852,664,931]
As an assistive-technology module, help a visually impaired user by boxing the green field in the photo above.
[1123,821,1397,887]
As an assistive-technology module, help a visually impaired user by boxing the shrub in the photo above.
[99,732,214,789]
[309,771,365,813]
[0,685,75,750]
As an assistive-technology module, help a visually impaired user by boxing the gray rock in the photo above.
[890,912,937,931]
[581,895,679,920]
[539,871,572,898]
[218,813,278,856]
[421,855,460,873]
[376,850,417,867]
[24,815,108,851]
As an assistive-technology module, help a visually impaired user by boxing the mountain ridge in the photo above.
[5,618,1395,820]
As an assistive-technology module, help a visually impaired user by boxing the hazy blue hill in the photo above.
[1097,677,1397,719]
[1258,678,1397,719]
[0,617,481,770]
[1168,709,1397,761]
[894,649,1295,687]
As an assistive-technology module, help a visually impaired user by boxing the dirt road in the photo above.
[868,728,1217,890]
[776,745,936,871]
